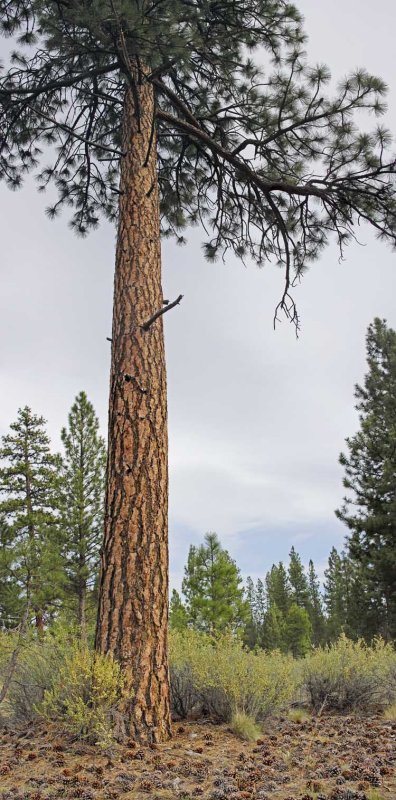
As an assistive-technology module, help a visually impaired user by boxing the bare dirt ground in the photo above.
[0,713,395,800]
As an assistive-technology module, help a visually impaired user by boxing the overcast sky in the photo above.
[1,0,396,590]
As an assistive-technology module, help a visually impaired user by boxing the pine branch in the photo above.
[0,62,119,100]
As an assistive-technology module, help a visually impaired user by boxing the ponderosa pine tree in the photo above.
[2,0,396,739]
[260,602,285,651]
[182,532,249,633]
[283,602,312,657]
[169,588,188,631]
[255,578,267,626]
[307,559,325,645]
[288,546,310,608]
[322,547,367,641]
[60,392,106,641]
[0,408,62,633]
[336,318,396,640]
[243,576,268,648]
[243,576,258,648]
[323,547,347,640]
[266,562,291,615]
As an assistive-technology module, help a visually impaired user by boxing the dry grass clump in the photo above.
[366,790,387,800]
[383,702,396,720]
[230,711,262,741]
[287,706,310,723]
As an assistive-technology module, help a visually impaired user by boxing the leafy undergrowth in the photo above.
[0,713,395,800]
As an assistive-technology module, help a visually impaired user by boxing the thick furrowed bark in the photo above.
[95,78,171,743]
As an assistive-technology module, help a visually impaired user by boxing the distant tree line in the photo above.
[169,534,377,654]
[1,318,395,647]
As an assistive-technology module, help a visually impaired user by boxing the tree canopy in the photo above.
[1,0,396,322]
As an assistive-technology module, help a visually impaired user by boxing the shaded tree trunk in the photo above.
[78,571,87,645]
[95,75,171,743]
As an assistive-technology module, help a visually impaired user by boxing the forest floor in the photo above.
[0,713,395,800]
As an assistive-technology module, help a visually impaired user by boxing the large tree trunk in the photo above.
[95,75,171,743]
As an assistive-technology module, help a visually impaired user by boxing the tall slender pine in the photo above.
[0,407,62,632]
[60,392,106,641]
[307,559,325,645]
[336,318,396,639]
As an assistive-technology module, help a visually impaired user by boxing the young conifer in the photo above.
[182,532,249,633]
[0,407,62,633]
[60,391,106,641]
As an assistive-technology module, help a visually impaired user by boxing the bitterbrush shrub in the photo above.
[301,634,396,711]
[169,629,296,721]
[39,645,125,747]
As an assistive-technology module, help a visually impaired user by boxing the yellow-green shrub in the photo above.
[40,645,125,746]
[302,634,396,711]
[169,629,296,721]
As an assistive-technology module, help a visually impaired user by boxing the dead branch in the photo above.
[141,294,183,331]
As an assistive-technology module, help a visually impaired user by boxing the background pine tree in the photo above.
[265,563,291,616]
[337,318,396,639]
[288,546,310,608]
[283,603,312,657]
[181,533,249,633]
[260,603,285,651]
[60,392,106,641]
[307,559,325,646]
[169,589,189,632]
[0,407,63,632]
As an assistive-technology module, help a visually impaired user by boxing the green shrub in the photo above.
[169,629,296,721]
[0,624,74,724]
[169,629,211,718]
[39,645,125,746]
[302,634,396,711]
[230,711,261,741]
